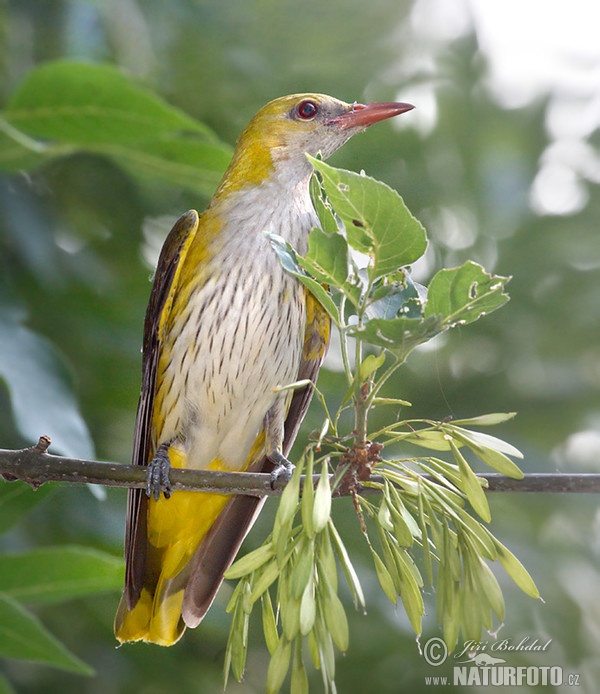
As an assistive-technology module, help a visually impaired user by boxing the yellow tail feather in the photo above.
[115,435,266,646]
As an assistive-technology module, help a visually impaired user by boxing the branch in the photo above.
[2,437,600,496]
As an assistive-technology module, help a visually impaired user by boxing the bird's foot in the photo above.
[146,443,172,500]
[268,451,295,490]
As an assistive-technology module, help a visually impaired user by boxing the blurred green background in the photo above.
[1,0,599,692]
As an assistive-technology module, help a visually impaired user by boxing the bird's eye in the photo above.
[295,100,319,120]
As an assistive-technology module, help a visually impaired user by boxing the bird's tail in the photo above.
[114,489,231,646]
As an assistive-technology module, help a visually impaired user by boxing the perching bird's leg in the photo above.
[263,400,295,488]
[268,450,295,488]
[146,442,173,500]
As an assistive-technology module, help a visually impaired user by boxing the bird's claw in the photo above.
[269,451,295,490]
[146,444,172,500]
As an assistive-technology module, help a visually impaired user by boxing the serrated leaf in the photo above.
[0,546,123,604]
[425,261,510,328]
[0,592,92,674]
[308,157,427,280]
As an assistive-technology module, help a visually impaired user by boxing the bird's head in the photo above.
[217,93,414,194]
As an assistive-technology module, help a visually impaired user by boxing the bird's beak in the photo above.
[328,101,415,130]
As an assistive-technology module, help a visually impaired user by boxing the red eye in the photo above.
[296,100,319,120]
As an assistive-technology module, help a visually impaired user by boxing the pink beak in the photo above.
[329,101,414,130]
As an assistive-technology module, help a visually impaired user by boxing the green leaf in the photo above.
[370,548,397,604]
[301,454,315,539]
[394,427,454,451]
[298,227,349,287]
[350,314,442,354]
[395,552,424,635]
[0,480,56,533]
[0,592,93,674]
[358,352,386,382]
[225,542,275,579]
[291,638,309,694]
[0,61,231,195]
[308,157,427,280]
[249,559,281,604]
[312,459,332,533]
[290,539,314,600]
[328,521,365,612]
[299,575,316,635]
[0,318,94,458]
[367,272,426,320]
[494,540,540,598]
[268,235,341,326]
[261,592,279,656]
[475,557,505,621]
[449,427,524,479]
[450,412,517,427]
[0,546,123,604]
[0,672,17,694]
[322,584,349,652]
[425,261,510,327]
[267,638,292,694]
[450,426,523,459]
[449,440,491,523]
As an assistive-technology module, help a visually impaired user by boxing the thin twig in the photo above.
[1,438,600,496]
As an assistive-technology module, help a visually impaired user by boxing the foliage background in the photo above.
[1,0,599,692]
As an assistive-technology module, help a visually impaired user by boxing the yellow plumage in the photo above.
[115,93,412,646]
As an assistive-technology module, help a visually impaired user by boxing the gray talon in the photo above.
[269,451,295,489]
[146,444,172,500]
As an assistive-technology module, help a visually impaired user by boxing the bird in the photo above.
[114,93,414,646]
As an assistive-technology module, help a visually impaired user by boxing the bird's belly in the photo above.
[156,265,305,471]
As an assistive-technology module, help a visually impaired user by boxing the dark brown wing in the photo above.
[124,210,200,607]
[181,289,331,626]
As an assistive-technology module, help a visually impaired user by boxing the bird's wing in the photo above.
[182,287,331,626]
[124,209,200,607]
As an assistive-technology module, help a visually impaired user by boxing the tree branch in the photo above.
[2,437,600,496]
